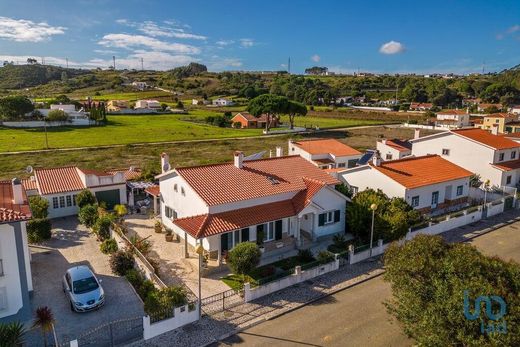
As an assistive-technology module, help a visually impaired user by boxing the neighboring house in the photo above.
[107,100,130,112]
[212,98,235,106]
[409,102,433,111]
[339,154,472,214]
[478,103,503,112]
[157,152,348,264]
[476,113,519,134]
[288,139,362,169]
[36,104,89,121]
[132,81,148,91]
[410,128,520,187]
[135,100,162,110]
[376,139,412,160]
[509,105,520,115]
[26,167,128,218]
[0,179,32,323]
[435,110,470,129]
[231,112,278,129]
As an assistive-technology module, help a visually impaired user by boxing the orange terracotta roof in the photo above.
[438,109,468,115]
[370,155,472,189]
[22,178,38,191]
[381,139,412,152]
[492,159,520,171]
[106,168,142,181]
[232,112,268,122]
[145,185,160,197]
[79,168,111,176]
[291,177,327,212]
[34,167,85,195]
[410,102,432,108]
[0,181,31,223]
[292,139,361,157]
[484,113,515,119]
[452,128,520,150]
[175,155,339,206]
[479,103,502,109]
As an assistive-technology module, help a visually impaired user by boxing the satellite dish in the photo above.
[26,165,33,174]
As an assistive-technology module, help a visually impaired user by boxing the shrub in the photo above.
[28,196,49,219]
[316,250,335,264]
[154,221,163,233]
[297,249,314,263]
[144,286,188,314]
[100,238,118,254]
[227,242,261,276]
[93,215,112,240]
[0,321,26,346]
[109,250,135,276]
[46,109,69,122]
[27,218,52,243]
[129,235,152,255]
[114,204,127,217]
[78,204,99,228]
[138,280,156,299]
[76,190,96,208]
[124,269,142,287]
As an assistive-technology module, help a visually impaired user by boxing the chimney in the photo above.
[234,151,244,169]
[11,178,23,205]
[160,153,170,173]
[276,146,283,157]
[491,126,499,136]
[414,129,421,139]
[382,139,387,145]
[372,151,381,167]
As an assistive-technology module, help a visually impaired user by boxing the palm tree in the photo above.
[0,321,26,347]
[32,306,55,347]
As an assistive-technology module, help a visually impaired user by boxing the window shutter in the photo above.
[334,210,340,223]
[318,213,325,226]
[275,220,283,240]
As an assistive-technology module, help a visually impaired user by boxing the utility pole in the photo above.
[141,57,144,71]
[112,56,116,70]
[66,58,69,69]
[288,57,291,74]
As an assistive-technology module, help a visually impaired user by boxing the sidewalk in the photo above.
[127,209,520,347]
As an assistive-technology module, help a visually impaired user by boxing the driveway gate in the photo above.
[72,316,143,347]
[201,288,244,316]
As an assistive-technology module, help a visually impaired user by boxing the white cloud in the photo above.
[379,40,405,55]
[311,54,321,62]
[208,56,243,70]
[0,16,66,42]
[116,19,206,40]
[239,38,254,48]
[98,33,201,54]
[497,24,520,40]
[216,40,234,46]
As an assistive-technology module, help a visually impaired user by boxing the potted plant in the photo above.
[165,229,174,242]
[256,230,265,254]
[154,221,163,234]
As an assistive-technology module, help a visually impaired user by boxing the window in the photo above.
[350,186,359,195]
[337,163,346,168]
[431,191,439,205]
[506,175,512,184]
[261,223,274,242]
[318,210,340,226]
[442,149,450,156]
[512,151,517,159]
[66,195,72,207]
[0,259,3,277]
[411,196,420,207]
[52,197,59,209]
[181,187,185,196]
[385,154,393,160]
[275,219,283,240]
[59,196,65,208]
[240,228,249,242]
[0,287,6,311]
[174,184,178,192]
[456,185,463,196]
[72,195,77,206]
[347,159,358,168]
[499,153,505,161]
[165,206,177,219]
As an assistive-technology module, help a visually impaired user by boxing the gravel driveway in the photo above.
[27,217,144,346]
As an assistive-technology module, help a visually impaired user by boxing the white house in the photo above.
[509,105,520,115]
[435,110,470,129]
[156,152,348,264]
[376,139,412,161]
[411,128,520,188]
[212,98,235,106]
[0,179,32,323]
[135,100,162,110]
[288,139,362,170]
[132,81,148,91]
[339,154,472,214]
[25,167,128,218]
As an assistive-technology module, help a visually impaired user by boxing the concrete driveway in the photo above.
[27,217,144,346]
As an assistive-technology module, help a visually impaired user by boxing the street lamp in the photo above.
[369,203,378,257]
[194,243,204,319]
[482,179,491,218]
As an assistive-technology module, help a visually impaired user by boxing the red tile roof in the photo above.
[34,167,85,195]
[175,155,339,206]
[106,168,142,181]
[22,178,38,191]
[492,159,520,171]
[438,109,468,115]
[232,112,268,122]
[484,113,515,119]
[145,185,160,197]
[370,155,472,189]
[292,139,361,157]
[0,181,31,223]
[452,128,520,150]
[381,139,411,152]
[410,102,433,109]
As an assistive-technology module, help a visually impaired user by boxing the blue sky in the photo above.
[0,0,519,74]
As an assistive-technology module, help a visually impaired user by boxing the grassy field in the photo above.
[0,126,437,180]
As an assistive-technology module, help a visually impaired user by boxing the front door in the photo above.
[431,191,439,208]
[221,233,230,252]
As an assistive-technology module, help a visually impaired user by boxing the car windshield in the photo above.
[73,276,99,294]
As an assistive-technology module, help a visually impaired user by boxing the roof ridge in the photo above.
[176,155,301,171]
[371,154,437,166]
[34,165,79,171]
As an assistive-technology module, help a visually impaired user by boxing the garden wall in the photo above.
[143,302,199,340]
[2,119,93,127]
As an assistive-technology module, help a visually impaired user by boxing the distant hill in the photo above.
[0,64,89,89]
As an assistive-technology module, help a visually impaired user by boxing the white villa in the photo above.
[339,154,472,214]
[156,152,348,263]
[435,109,470,129]
[0,179,32,323]
[411,128,520,188]
[376,139,412,161]
[135,100,162,110]
[212,98,235,106]
[289,139,362,170]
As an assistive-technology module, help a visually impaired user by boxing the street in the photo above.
[215,220,520,347]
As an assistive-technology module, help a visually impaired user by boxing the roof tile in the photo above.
[292,139,361,156]
[452,128,520,150]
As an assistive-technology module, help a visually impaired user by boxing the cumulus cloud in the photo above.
[0,16,66,42]
[379,40,405,55]
[239,38,254,47]
[497,24,520,40]
[116,19,206,40]
[216,40,234,46]
[311,54,321,62]
[98,33,200,54]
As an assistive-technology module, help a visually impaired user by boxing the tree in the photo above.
[0,321,26,347]
[109,250,135,276]
[46,109,69,122]
[247,94,288,132]
[27,218,52,243]
[29,196,49,219]
[78,204,99,228]
[304,66,328,75]
[284,100,307,129]
[92,215,112,241]
[227,242,261,280]
[384,234,520,346]
[32,306,55,347]
[0,96,34,120]
[470,174,483,188]
[76,189,96,208]
[26,58,38,64]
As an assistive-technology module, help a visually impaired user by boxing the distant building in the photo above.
[435,109,470,129]
[132,81,148,91]
[107,100,130,112]
[476,113,520,134]
[509,105,520,115]
[289,139,362,170]
[478,103,503,112]
[135,100,162,110]
[231,112,278,129]
[376,139,412,161]
[409,102,433,111]
[212,98,235,106]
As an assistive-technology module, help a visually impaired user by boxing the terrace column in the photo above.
[217,236,222,265]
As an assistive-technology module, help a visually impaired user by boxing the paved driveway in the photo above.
[27,217,144,346]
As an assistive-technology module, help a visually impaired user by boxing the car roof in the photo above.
[67,265,94,281]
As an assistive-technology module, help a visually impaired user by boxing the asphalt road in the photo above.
[215,220,520,347]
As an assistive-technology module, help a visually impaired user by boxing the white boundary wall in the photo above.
[143,302,199,340]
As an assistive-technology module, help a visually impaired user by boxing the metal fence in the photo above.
[201,288,244,316]
[70,316,143,347]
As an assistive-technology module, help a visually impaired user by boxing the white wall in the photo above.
[0,224,23,319]
[45,191,82,219]
[339,166,406,198]
[405,177,470,210]
[376,141,411,160]
[304,188,347,238]
[143,302,199,340]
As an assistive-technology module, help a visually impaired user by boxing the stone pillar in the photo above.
[348,244,355,265]
[294,265,302,275]
[377,239,383,256]
[244,282,251,302]
[217,235,222,265]
[184,232,189,258]
[334,254,340,269]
